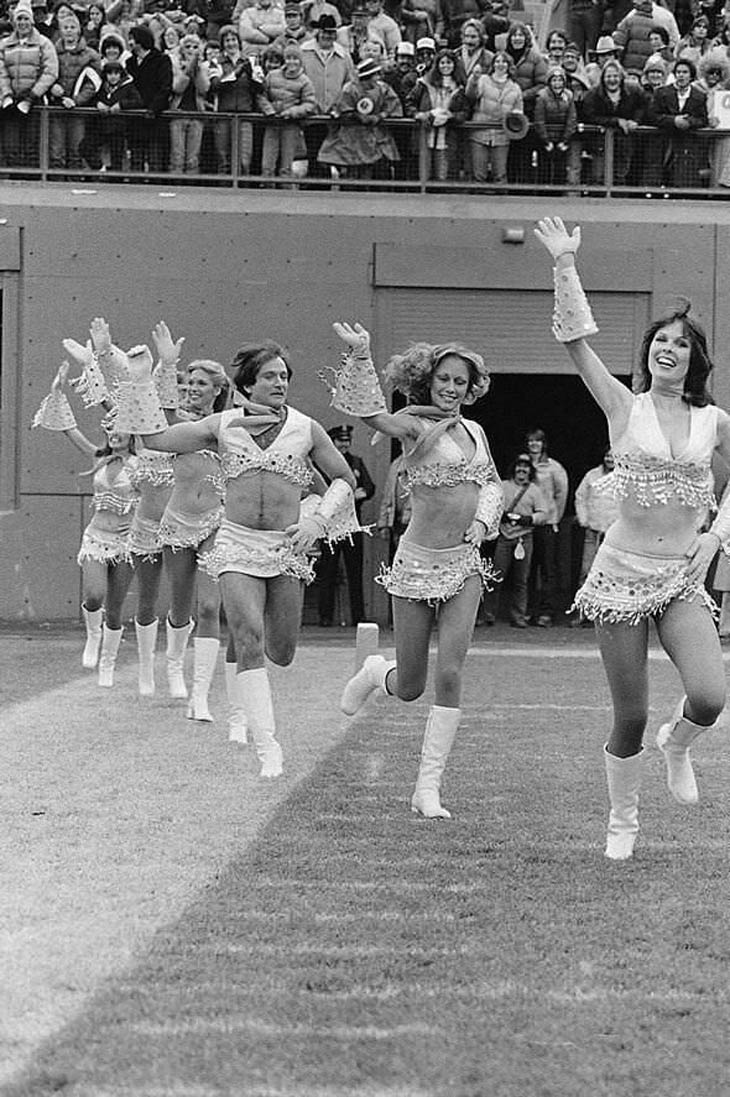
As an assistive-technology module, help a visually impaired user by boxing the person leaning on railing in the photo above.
[0,0,58,168]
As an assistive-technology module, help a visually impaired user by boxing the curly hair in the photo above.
[634,301,715,407]
[187,358,230,413]
[382,342,490,405]
[229,341,292,396]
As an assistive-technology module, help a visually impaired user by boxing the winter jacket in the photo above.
[613,3,659,74]
[170,50,211,109]
[534,84,577,144]
[465,70,523,144]
[581,79,648,126]
[209,52,262,111]
[51,36,101,104]
[261,64,316,118]
[0,26,58,102]
[300,38,355,111]
[504,41,548,116]
[126,47,173,114]
[646,82,709,130]
[238,2,286,45]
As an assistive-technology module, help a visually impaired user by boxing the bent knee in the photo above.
[265,642,296,667]
[686,691,726,728]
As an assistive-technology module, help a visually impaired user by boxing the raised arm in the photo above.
[534,217,633,430]
[31,362,98,455]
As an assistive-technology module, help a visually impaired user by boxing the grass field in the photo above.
[3,626,730,1097]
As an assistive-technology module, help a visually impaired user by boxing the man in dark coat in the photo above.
[125,23,172,173]
[645,55,709,189]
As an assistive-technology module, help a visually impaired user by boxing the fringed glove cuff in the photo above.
[474,481,504,540]
[31,390,77,431]
[113,379,168,435]
[320,350,388,418]
[552,264,598,343]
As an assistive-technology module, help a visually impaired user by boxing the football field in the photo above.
[2,625,730,1097]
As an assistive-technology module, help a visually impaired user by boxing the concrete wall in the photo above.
[1,184,729,621]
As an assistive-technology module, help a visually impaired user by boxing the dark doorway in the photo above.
[473,374,627,509]
[471,373,629,615]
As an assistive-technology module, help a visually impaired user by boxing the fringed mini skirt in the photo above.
[572,541,718,625]
[377,539,499,605]
[201,519,315,583]
[128,513,163,559]
[158,503,224,556]
[77,524,131,566]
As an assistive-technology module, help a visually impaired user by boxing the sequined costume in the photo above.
[573,393,721,624]
[201,407,352,582]
[377,418,502,604]
[77,455,139,565]
[158,449,226,559]
[127,447,175,558]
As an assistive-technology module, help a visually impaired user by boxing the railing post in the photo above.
[231,115,239,188]
[604,126,614,197]
[418,121,428,193]
[39,105,49,182]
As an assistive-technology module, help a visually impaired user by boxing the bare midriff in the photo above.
[605,497,702,557]
[402,482,479,550]
[224,471,303,531]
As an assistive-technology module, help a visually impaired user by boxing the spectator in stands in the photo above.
[99,26,128,67]
[260,41,315,177]
[534,64,577,183]
[466,49,523,182]
[301,12,355,172]
[104,0,144,41]
[365,0,401,56]
[82,1,105,50]
[613,0,677,74]
[162,23,182,55]
[126,22,173,173]
[561,40,590,187]
[525,427,568,628]
[199,0,236,46]
[239,0,286,48]
[46,10,100,173]
[479,0,510,51]
[581,57,647,184]
[0,0,59,168]
[414,33,435,74]
[503,22,547,180]
[708,15,730,55]
[337,5,381,64]
[646,55,709,187]
[544,27,568,67]
[302,0,342,32]
[565,0,604,60]
[646,24,674,65]
[31,0,56,40]
[401,0,444,47]
[700,54,730,184]
[169,31,210,174]
[79,56,142,171]
[584,32,622,87]
[455,18,492,83]
[275,1,310,49]
[317,54,402,176]
[442,0,485,49]
[387,37,418,106]
[676,13,714,67]
[640,49,668,90]
[209,24,263,176]
[412,46,467,178]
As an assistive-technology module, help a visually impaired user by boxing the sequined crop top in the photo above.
[601,393,718,509]
[217,406,315,487]
[171,449,225,498]
[403,419,498,490]
[91,456,139,515]
[129,447,175,489]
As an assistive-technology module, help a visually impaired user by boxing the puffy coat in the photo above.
[0,26,58,102]
[261,65,316,118]
[465,70,522,145]
[534,84,577,144]
[51,36,101,104]
[613,3,657,75]
[209,51,262,111]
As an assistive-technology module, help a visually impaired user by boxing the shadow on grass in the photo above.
[5,662,730,1097]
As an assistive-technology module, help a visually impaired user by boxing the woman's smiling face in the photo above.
[429,354,471,411]
[648,320,691,384]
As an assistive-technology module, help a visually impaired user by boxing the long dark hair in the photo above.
[229,341,292,396]
[635,302,715,406]
[424,48,461,87]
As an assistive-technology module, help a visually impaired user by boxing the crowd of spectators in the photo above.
[1,0,730,186]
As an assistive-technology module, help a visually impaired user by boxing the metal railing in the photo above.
[1,104,729,198]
